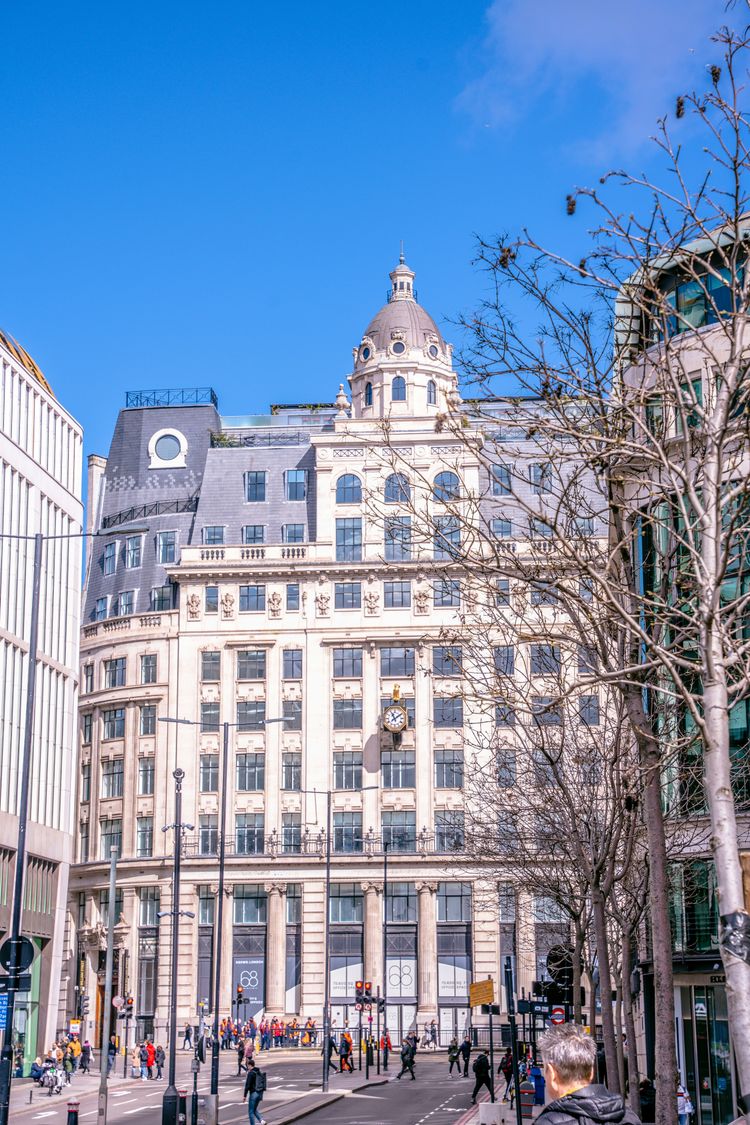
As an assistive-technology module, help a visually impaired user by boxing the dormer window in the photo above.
[392,376,406,402]
[427,380,436,405]
[365,382,373,407]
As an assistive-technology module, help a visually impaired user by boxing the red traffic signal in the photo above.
[236,985,244,997]
[364,981,372,1001]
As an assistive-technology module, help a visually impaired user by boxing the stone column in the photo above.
[417,881,438,1019]
[363,882,383,990]
[265,883,287,1016]
[220,885,234,1019]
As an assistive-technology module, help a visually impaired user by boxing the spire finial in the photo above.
[399,239,405,265]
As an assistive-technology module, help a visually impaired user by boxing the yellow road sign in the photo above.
[469,979,495,1007]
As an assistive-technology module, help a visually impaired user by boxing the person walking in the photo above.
[155,1045,165,1080]
[182,1023,193,1051]
[397,1035,416,1080]
[448,1037,462,1077]
[237,1038,247,1075]
[243,1060,268,1125]
[429,1021,438,1051]
[536,1026,642,1125]
[106,1035,117,1077]
[139,1042,149,1081]
[146,1040,156,1079]
[460,1035,472,1077]
[677,1079,693,1125]
[80,1041,92,1075]
[339,1030,354,1073]
[322,1034,338,1073]
[499,1048,514,1099]
[639,1080,655,1124]
[471,1050,493,1104]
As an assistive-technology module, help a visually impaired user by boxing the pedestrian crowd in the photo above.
[29,1034,93,1094]
[217,1015,318,1051]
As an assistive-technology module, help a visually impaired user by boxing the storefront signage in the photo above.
[469,980,495,1008]
[710,975,726,984]
[0,995,7,1030]
[232,956,264,1016]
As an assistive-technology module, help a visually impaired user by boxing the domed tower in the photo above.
[348,254,458,419]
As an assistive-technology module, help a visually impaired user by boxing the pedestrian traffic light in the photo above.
[364,981,372,1003]
[354,980,364,1009]
[377,997,386,1015]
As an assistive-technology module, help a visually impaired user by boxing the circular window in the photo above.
[361,346,371,361]
[429,344,439,358]
[155,434,182,461]
[392,341,406,355]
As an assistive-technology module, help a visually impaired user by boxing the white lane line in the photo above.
[32,1115,58,1121]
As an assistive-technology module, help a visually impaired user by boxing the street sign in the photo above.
[69,1019,81,1036]
[469,980,495,1008]
[0,937,35,974]
[481,1005,502,1015]
[112,995,124,1009]
[517,999,530,1015]
[529,1001,551,1016]
[0,974,31,994]
[550,1006,566,1025]
[0,995,7,1030]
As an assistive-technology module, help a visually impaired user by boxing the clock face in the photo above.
[383,705,408,733]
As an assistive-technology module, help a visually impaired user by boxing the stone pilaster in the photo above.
[416,881,438,1020]
[265,883,287,1016]
[362,882,383,990]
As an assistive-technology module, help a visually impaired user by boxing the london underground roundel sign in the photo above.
[550,1006,566,1025]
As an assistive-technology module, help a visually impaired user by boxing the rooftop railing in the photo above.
[125,387,218,408]
[101,496,199,529]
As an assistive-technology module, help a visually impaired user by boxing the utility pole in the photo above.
[98,846,118,1125]
[382,841,389,1070]
[321,791,332,1093]
[0,533,42,1125]
[210,723,229,1102]
[162,768,185,1125]
[505,956,523,1125]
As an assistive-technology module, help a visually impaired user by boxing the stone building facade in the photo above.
[67,259,581,1048]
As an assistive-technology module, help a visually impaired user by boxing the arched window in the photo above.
[384,473,410,504]
[392,376,406,402]
[427,380,436,405]
[434,471,460,502]
[336,474,362,504]
[364,382,373,407]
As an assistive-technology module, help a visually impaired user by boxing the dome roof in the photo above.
[362,256,446,353]
[0,328,53,396]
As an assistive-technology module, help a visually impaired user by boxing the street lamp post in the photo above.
[162,768,186,1125]
[211,721,230,1097]
[97,845,118,1125]
[382,841,389,1070]
[321,790,332,1093]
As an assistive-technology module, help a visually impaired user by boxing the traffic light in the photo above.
[236,985,244,1010]
[377,997,386,1015]
[80,995,90,1018]
[125,996,134,1018]
[354,980,364,1010]
[364,981,372,1002]
[197,1036,205,1063]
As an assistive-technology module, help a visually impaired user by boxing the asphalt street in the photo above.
[8,1050,487,1125]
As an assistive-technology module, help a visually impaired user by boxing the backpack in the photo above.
[255,1070,267,1093]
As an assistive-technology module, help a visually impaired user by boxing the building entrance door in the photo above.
[439,1006,470,1047]
[678,984,735,1125]
[384,1003,416,1046]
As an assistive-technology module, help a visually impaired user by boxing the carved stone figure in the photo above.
[221,592,235,619]
[315,592,330,616]
[364,590,380,615]
[187,593,201,620]
[268,591,283,617]
[414,587,430,614]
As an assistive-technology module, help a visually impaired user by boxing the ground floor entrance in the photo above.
[438,1005,470,1047]
[675,980,736,1125]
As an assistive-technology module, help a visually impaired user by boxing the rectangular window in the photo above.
[530,581,558,607]
[141,654,157,684]
[492,518,512,539]
[104,658,126,688]
[138,757,155,796]
[382,811,416,853]
[579,695,600,726]
[199,815,218,856]
[496,578,510,606]
[239,585,265,612]
[283,700,302,730]
[103,709,125,740]
[79,821,89,863]
[200,754,219,792]
[495,702,516,727]
[125,535,142,569]
[384,516,411,562]
[497,747,516,785]
[434,516,460,560]
[333,698,362,729]
[99,888,124,927]
[381,748,416,788]
[140,704,156,736]
[532,463,552,494]
[237,649,266,680]
[437,881,472,922]
[236,753,266,791]
[333,812,362,853]
[492,464,511,495]
[433,697,463,728]
[285,469,307,501]
[283,649,303,679]
[571,516,594,537]
[530,517,553,539]
[329,883,363,923]
[200,702,220,733]
[245,471,266,502]
[140,887,160,927]
[282,523,305,543]
[233,885,267,925]
[95,597,108,621]
[201,651,220,681]
[335,582,361,609]
[281,751,302,791]
[205,586,219,613]
[286,583,300,610]
[242,524,265,545]
[103,541,116,576]
[100,818,122,860]
[336,518,362,562]
[151,585,173,611]
[532,696,562,725]
[333,647,363,678]
[157,531,177,564]
[530,644,561,676]
[136,816,153,858]
[384,580,411,608]
[433,579,460,607]
[111,590,134,617]
[380,647,415,677]
[435,811,465,852]
[101,759,124,798]
[81,713,92,744]
[237,701,266,731]
[83,664,94,693]
[435,748,464,789]
[282,813,302,854]
[333,751,362,790]
[81,762,91,803]
[433,646,462,676]
[579,578,593,603]
[203,526,224,545]
[578,644,598,675]
[386,882,418,923]
[494,646,515,676]
[198,887,215,926]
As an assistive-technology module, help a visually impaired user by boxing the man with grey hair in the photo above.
[537,1026,642,1125]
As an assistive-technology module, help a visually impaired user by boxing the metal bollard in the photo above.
[67,1098,80,1125]
[178,1087,187,1124]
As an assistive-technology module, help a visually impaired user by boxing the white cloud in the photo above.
[457,0,725,153]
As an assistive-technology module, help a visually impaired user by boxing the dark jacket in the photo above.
[460,1039,471,1059]
[537,1085,642,1125]
[244,1067,259,1097]
[473,1054,490,1078]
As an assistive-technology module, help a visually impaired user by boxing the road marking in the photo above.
[32,1115,58,1121]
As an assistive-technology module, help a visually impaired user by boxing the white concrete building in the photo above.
[0,329,83,1063]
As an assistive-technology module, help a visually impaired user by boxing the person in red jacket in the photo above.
[146,1040,156,1079]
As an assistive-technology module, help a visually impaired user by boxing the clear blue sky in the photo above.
[0,0,725,459]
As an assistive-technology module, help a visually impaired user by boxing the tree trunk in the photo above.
[573,924,585,1024]
[591,886,619,1094]
[622,931,641,1115]
[614,979,626,1096]
[624,690,677,1125]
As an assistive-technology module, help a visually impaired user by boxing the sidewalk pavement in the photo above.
[456,1094,546,1125]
